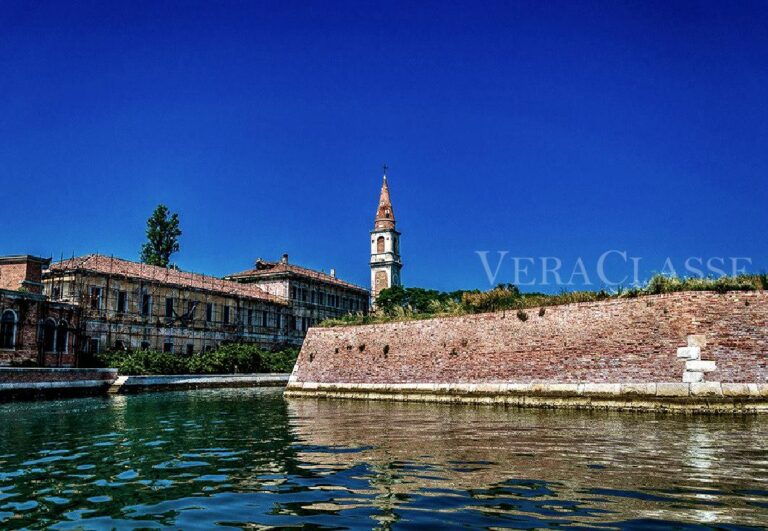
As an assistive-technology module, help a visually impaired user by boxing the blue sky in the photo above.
[2,1,766,292]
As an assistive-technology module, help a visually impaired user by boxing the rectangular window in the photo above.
[301,289,308,302]
[117,291,128,313]
[165,297,174,318]
[223,306,230,324]
[186,344,194,356]
[163,342,173,353]
[52,286,61,300]
[187,301,197,318]
[141,294,151,316]
[311,291,316,304]
[140,340,151,350]
[90,287,102,310]
[88,338,100,354]
[290,287,297,299]
[262,311,268,327]
[247,309,253,326]
[206,303,213,322]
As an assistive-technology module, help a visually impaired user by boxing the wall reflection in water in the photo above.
[287,398,768,527]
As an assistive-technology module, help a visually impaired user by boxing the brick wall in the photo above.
[0,367,116,384]
[0,256,48,294]
[1,291,81,367]
[0,262,28,292]
[293,291,768,385]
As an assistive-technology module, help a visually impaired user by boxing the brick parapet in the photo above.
[291,291,768,388]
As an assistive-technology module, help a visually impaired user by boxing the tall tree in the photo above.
[140,204,182,267]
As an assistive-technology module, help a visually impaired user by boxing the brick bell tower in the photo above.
[370,166,402,306]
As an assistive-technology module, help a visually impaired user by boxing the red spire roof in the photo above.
[374,175,396,230]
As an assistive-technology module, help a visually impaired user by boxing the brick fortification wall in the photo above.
[292,291,768,385]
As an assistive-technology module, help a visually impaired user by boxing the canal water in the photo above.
[0,388,766,529]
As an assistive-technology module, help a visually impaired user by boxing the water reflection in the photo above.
[287,399,768,528]
[0,388,765,529]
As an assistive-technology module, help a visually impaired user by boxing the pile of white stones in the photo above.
[677,334,716,383]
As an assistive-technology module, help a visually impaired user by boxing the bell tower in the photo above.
[370,166,402,305]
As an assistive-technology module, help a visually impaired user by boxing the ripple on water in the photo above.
[0,388,765,529]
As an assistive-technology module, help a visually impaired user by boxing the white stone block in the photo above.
[677,346,700,359]
[722,383,751,397]
[690,382,723,397]
[583,383,622,395]
[685,360,716,372]
[656,382,690,397]
[682,371,704,383]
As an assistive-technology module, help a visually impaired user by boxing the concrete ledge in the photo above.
[117,373,289,393]
[284,381,768,413]
[0,379,111,391]
[0,370,290,401]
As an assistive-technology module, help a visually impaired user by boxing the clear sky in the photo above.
[2,1,766,292]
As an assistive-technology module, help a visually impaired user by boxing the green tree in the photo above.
[140,204,182,267]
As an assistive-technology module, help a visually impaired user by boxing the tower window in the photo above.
[376,236,385,253]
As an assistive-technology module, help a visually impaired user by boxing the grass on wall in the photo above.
[320,274,767,328]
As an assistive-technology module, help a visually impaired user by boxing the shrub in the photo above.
[94,344,299,375]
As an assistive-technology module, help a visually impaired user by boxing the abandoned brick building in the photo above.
[224,254,369,329]
[0,256,81,367]
[42,255,298,356]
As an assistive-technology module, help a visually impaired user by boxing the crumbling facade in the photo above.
[0,256,81,367]
[43,255,299,355]
[225,254,369,329]
[0,255,49,294]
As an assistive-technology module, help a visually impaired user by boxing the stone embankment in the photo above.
[0,367,118,400]
[285,291,768,413]
[0,368,289,401]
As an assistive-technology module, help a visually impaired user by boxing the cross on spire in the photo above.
[382,164,388,178]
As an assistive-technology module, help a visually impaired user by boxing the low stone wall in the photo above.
[287,291,768,412]
[0,368,290,401]
[284,381,768,413]
[0,368,118,400]
[114,373,290,393]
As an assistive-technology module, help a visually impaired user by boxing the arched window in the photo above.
[42,318,56,353]
[56,320,68,353]
[376,236,385,253]
[1,310,18,349]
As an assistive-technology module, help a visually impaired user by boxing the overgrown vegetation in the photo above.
[320,274,767,327]
[90,344,299,375]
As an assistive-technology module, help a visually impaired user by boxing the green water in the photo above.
[0,388,766,529]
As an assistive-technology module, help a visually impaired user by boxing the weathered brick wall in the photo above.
[294,291,768,384]
[0,367,116,383]
[0,263,28,292]
[1,291,81,366]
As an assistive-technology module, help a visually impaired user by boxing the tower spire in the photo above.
[374,169,395,230]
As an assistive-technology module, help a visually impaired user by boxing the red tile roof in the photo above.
[48,255,288,305]
[226,259,369,293]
